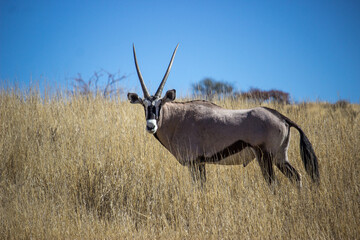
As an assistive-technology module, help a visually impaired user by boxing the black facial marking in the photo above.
[143,98,163,121]
[147,105,156,120]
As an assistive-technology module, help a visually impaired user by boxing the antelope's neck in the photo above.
[153,103,179,150]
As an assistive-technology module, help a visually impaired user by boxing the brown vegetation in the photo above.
[0,89,359,239]
[239,88,290,104]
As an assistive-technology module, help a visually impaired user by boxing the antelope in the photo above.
[127,44,320,187]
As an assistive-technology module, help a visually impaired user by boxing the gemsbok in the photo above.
[127,44,320,187]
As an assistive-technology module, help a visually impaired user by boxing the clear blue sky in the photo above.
[1,0,359,102]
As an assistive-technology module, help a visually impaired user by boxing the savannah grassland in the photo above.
[0,89,359,239]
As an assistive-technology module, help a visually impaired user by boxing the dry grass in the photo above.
[0,89,359,239]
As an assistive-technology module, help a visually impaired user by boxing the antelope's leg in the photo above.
[188,163,206,186]
[255,149,275,185]
[276,162,302,187]
[198,164,206,183]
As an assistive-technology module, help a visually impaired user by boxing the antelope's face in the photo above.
[127,44,178,134]
[127,90,175,134]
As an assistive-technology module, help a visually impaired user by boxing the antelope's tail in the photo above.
[262,107,320,183]
[287,120,320,184]
[294,126,320,183]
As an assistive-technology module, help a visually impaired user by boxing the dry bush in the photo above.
[239,88,290,104]
[0,89,359,239]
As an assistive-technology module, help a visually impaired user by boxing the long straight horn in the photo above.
[133,44,150,98]
[155,44,179,97]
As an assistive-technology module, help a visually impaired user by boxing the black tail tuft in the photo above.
[299,130,320,183]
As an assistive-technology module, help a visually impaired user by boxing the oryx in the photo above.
[127,44,320,187]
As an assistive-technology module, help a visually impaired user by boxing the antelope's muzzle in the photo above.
[146,119,158,134]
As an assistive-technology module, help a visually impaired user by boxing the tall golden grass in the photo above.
[0,89,359,239]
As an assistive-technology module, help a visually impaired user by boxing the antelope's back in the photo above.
[158,102,286,163]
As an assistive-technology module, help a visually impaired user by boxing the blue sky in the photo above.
[1,0,359,102]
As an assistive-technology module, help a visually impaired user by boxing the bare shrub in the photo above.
[333,99,350,109]
[69,69,126,97]
[240,88,290,104]
[192,78,234,100]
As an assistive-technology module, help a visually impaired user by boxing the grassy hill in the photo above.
[0,90,359,239]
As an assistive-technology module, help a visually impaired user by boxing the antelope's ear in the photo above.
[127,93,142,104]
[162,89,176,103]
